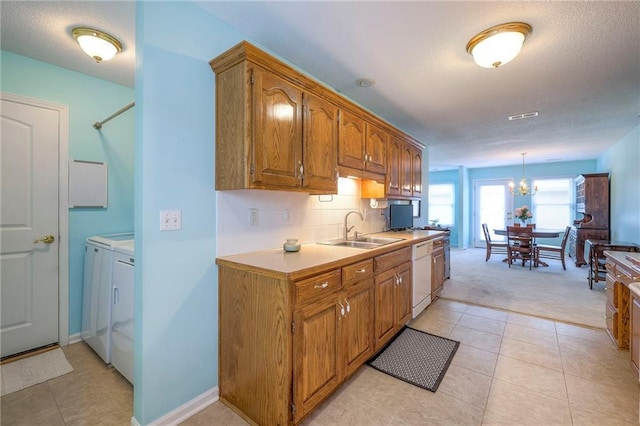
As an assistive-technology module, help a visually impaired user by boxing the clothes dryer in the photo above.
[110,241,134,384]
[82,233,133,364]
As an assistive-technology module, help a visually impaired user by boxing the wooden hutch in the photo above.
[567,173,610,266]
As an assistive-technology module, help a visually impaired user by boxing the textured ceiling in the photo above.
[2,1,639,171]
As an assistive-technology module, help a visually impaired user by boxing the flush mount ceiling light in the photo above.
[72,27,122,63]
[466,22,532,68]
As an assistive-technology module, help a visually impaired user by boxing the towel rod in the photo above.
[93,101,135,130]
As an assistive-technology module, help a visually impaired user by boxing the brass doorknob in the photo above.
[33,235,55,244]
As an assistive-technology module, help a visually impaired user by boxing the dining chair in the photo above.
[481,223,508,261]
[536,226,571,270]
[506,226,536,270]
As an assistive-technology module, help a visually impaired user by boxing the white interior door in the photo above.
[474,179,514,247]
[1,97,60,357]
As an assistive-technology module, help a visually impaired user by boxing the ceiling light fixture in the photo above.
[72,27,122,63]
[466,22,532,69]
[509,152,538,196]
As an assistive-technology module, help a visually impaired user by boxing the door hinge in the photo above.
[250,72,254,85]
[250,163,254,175]
[291,321,295,334]
[291,402,296,417]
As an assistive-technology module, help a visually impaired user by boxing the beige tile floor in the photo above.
[2,298,638,425]
[0,342,133,426]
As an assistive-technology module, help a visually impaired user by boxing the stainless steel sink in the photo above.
[353,236,405,244]
[326,241,382,249]
[317,236,405,249]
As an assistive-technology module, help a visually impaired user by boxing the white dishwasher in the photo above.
[412,240,433,318]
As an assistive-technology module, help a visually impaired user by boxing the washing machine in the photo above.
[82,233,133,364]
[110,240,134,384]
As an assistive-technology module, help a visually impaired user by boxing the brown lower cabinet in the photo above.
[431,239,445,298]
[217,245,412,425]
[373,250,412,351]
[631,294,640,377]
[605,256,633,350]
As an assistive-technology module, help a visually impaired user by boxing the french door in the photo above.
[474,179,514,247]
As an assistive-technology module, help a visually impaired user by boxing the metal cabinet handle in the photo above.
[33,235,55,244]
[314,281,329,289]
[355,268,366,274]
[345,299,351,314]
[338,300,345,318]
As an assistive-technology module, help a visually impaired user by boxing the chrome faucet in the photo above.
[344,210,364,240]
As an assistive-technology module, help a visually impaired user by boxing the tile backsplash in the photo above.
[216,178,388,255]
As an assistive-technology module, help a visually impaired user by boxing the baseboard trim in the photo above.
[136,387,219,426]
[67,333,83,345]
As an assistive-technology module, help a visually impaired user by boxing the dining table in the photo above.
[493,228,561,267]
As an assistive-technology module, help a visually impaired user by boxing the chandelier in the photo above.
[509,153,537,196]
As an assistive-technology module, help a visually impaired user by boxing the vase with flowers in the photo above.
[514,205,533,226]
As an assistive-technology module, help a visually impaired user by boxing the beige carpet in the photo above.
[439,248,606,329]
[1,348,73,396]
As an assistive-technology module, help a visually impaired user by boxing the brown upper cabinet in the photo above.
[386,135,423,199]
[210,41,423,194]
[336,110,387,178]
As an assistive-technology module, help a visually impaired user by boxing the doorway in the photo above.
[474,179,514,248]
[1,93,69,358]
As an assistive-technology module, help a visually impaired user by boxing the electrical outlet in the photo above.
[160,210,181,231]
[249,208,259,226]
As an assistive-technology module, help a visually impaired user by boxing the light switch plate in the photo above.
[160,210,181,231]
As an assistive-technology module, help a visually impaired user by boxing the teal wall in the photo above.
[134,2,244,423]
[1,51,135,336]
[598,125,640,244]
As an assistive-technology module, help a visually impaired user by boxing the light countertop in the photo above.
[216,229,445,280]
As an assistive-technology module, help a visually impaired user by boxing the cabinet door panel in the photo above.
[338,110,366,170]
[386,137,401,197]
[431,247,444,298]
[396,262,412,327]
[374,269,397,350]
[344,281,374,376]
[412,147,423,196]
[366,124,387,175]
[400,143,412,197]
[253,67,302,188]
[293,299,342,422]
[632,297,640,375]
[303,94,338,192]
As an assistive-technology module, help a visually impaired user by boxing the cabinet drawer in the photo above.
[295,269,342,305]
[606,301,618,340]
[342,259,373,286]
[615,264,639,285]
[374,247,412,273]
